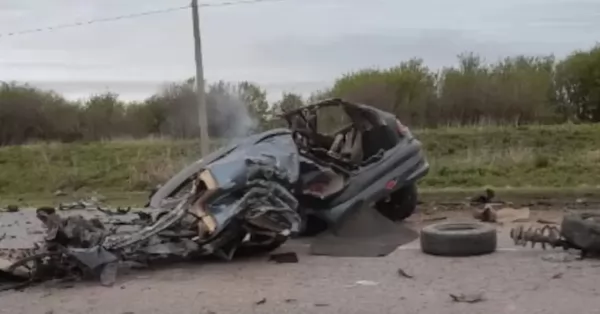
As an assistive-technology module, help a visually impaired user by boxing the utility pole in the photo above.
[191,0,210,156]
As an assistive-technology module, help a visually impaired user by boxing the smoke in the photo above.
[206,82,258,141]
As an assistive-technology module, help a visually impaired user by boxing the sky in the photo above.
[0,0,599,102]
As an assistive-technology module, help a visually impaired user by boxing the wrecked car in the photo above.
[1,98,429,286]
[148,98,429,253]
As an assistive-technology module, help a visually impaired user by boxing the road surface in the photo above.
[1,210,600,314]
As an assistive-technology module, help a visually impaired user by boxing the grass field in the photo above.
[1,123,600,204]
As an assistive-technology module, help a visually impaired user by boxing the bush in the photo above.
[2,44,600,145]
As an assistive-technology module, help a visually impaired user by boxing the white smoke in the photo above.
[206,82,258,141]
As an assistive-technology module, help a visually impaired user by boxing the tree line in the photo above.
[1,45,599,146]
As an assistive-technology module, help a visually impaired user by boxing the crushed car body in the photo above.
[1,98,430,287]
[150,98,429,229]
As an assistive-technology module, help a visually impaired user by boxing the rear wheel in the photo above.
[376,183,418,221]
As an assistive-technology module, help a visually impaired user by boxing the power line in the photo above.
[0,5,190,38]
[201,0,292,8]
[0,0,294,38]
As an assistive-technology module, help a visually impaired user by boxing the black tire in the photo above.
[420,222,497,256]
[561,212,600,251]
[376,183,418,221]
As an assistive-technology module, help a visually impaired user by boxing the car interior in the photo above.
[282,101,401,202]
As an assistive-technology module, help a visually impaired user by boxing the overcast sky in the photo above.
[0,0,599,102]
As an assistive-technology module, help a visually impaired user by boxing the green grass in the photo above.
[1,124,600,198]
[418,123,600,188]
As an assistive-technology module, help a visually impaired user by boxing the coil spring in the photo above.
[510,224,564,250]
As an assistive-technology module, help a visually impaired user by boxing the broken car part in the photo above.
[268,252,299,263]
[420,222,497,256]
[450,292,486,303]
[510,225,564,250]
[510,212,600,258]
[148,98,429,258]
[397,268,414,279]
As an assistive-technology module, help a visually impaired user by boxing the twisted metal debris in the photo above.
[510,225,567,250]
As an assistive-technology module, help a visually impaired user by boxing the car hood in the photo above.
[203,128,301,192]
[148,128,300,209]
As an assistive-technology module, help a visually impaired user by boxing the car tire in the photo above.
[560,212,600,251]
[420,222,497,256]
[376,183,418,221]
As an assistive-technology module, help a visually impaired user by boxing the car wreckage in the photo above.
[0,98,429,287]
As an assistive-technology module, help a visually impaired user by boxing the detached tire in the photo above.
[376,184,418,222]
[420,222,497,256]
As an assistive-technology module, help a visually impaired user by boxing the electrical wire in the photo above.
[0,0,295,38]
[199,0,292,8]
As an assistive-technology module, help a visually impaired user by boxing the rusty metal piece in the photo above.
[510,224,568,250]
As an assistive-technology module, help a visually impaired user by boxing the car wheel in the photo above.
[376,183,418,221]
[420,222,497,256]
[299,215,329,237]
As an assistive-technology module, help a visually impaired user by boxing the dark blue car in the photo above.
[147,98,429,257]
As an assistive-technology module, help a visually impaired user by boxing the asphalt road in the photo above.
[2,210,600,314]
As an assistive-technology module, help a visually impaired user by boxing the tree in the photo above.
[82,92,126,140]
[331,58,437,127]
[0,82,81,145]
[556,45,600,122]
[267,92,305,129]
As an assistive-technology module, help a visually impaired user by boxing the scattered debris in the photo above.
[58,196,106,211]
[0,233,5,242]
[450,292,485,303]
[255,298,267,305]
[551,272,564,279]
[285,298,298,303]
[58,202,86,211]
[496,207,530,223]
[54,190,67,197]
[511,224,562,250]
[537,219,558,225]
[470,188,495,204]
[268,252,299,263]
[346,280,379,287]
[314,303,330,307]
[512,213,600,259]
[397,268,414,279]
[472,204,494,222]
[474,205,530,224]
[97,207,132,216]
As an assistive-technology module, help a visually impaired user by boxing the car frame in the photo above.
[149,98,429,235]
